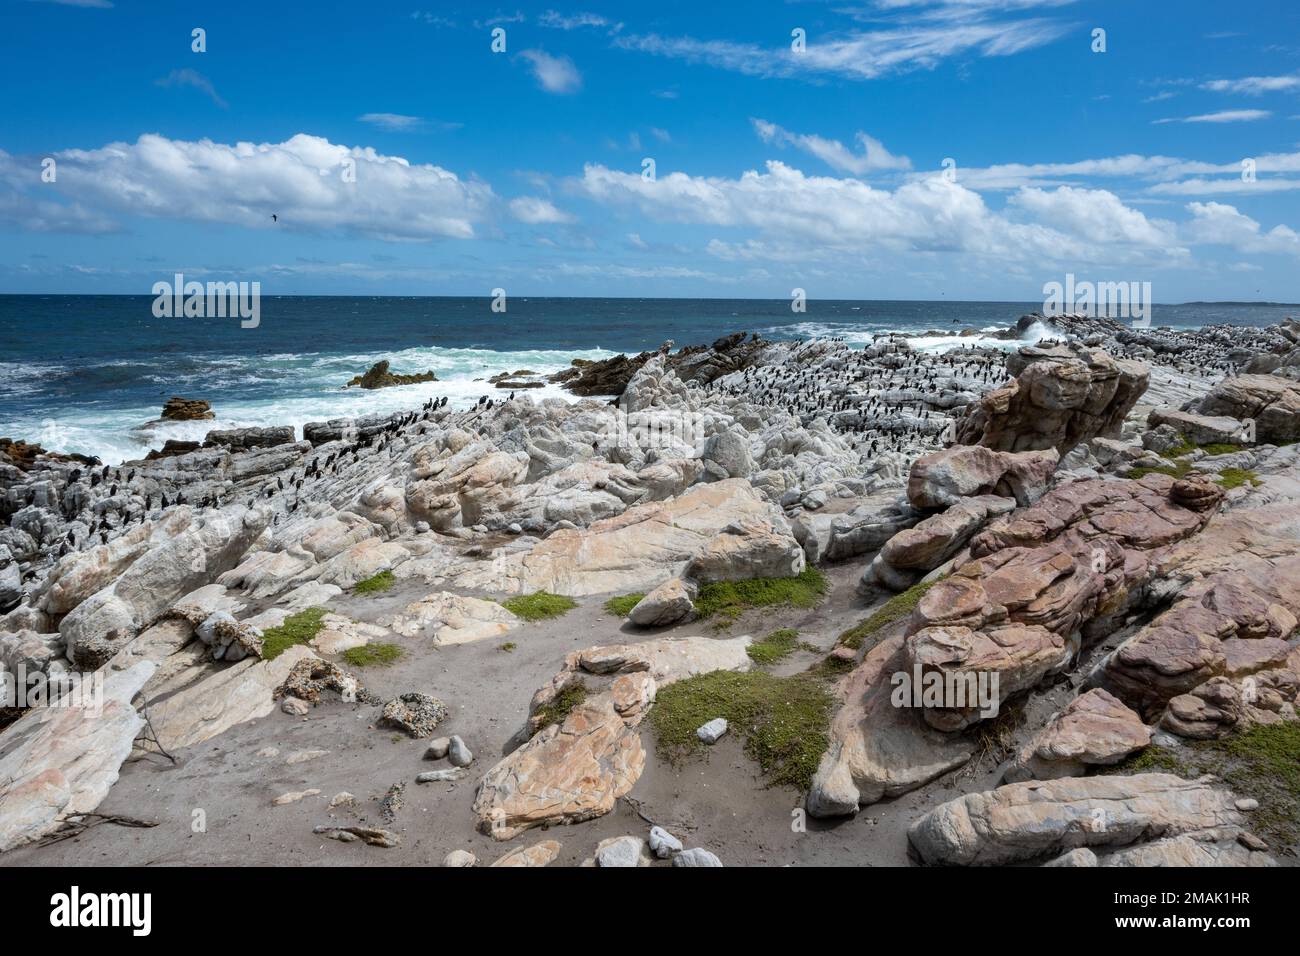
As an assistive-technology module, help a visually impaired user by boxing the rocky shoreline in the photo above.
[2,313,1299,867]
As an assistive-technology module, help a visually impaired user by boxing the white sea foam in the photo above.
[1,344,616,465]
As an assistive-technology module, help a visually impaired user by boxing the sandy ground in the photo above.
[6,552,1037,868]
[13,567,1287,868]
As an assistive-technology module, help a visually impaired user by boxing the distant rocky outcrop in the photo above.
[345,360,436,390]
[549,331,770,397]
[0,438,96,472]
[160,396,214,421]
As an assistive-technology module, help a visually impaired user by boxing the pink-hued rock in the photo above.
[906,474,1221,728]
[907,446,1058,511]
[955,344,1149,455]
[1005,689,1152,782]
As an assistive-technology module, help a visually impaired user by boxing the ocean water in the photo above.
[1,295,1293,465]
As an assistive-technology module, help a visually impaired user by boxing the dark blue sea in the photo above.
[1,295,1294,464]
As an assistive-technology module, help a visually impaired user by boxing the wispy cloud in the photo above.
[356,115,457,133]
[155,68,226,108]
[612,3,1072,82]
[753,118,911,174]
[538,10,620,32]
[28,0,113,7]
[518,49,581,94]
[1201,75,1300,95]
[1154,109,1271,124]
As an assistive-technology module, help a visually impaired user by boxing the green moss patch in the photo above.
[838,577,942,651]
[1216,467,1262,490]
[501,590,579,622]
[353,570,395,594]
[1200,442,1245,457]
[746,628,801,665]
[649,669,834,790]
[694,567,827,623]
[532,680,587,731]
[341,642,403,667]
[1107,722,1300,853]
[1127,460,1194,481]
[603,593,645,617]
[261,607,327,660]
[1126,438,1255,485]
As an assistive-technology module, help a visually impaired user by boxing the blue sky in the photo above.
[3,0,1300,301]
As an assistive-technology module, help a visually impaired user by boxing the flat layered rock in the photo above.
[137,644,318,754]
[0,661,155,852]
[807,634,974,817]
[906,475,1221,727]
[1104,509,1300,713]
[440,479,799,596]
[380,592,519,646]
[909,773,1244,866]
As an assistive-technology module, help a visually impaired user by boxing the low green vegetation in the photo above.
[1126,435,1257,486]
[649,669,834,790]
[261,606,327,660]
[499,641,517,653]
[501,590,579,622]
[603,593,645,617]
[746,628,801,665]
[1216,467,1262,490]
[694,567,828,623]
[532,680,587,731]
[1127,460,1193,482]
[353,570,395,594]
[1107,722,1300,853]
[838,577,942,651]
[342,642,403,667]
[1199,442,1246,457]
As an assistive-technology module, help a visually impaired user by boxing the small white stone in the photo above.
[673,847,723,867]
[448,735,474,767]
[649,826,683,859]
[697,717,728,744]
[281,696,310,716]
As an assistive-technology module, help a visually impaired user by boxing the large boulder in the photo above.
[909,773,1247,865]
[1003,689,1152,782]
[955,345,1148,455]
[907,446,1058,511]
[474,636,751,839]
[1147,408,1247,447]
[1194,374,1300,444]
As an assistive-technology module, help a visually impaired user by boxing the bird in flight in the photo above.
[271,214,278,223]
